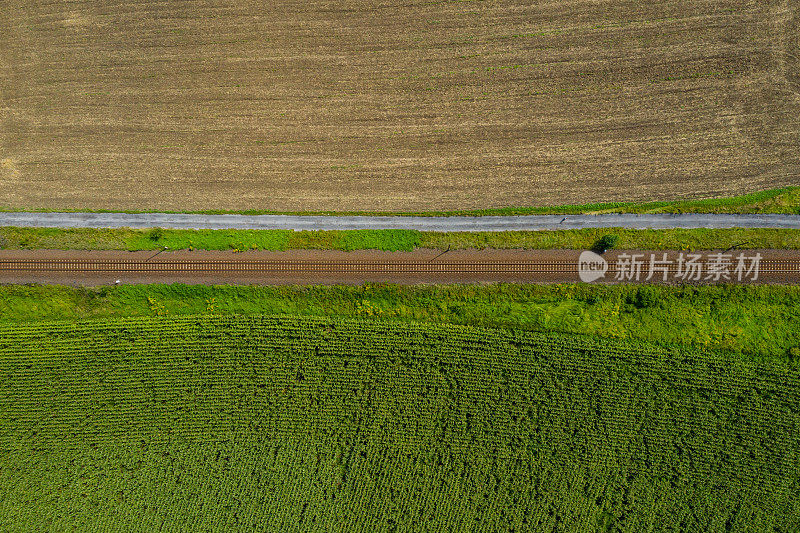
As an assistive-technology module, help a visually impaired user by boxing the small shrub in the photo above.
[585,293,604,305]
[148,227,164,241]
[592,234,619,254]
[628,287,661,309]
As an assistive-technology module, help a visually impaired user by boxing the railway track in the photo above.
[0,259,798,274]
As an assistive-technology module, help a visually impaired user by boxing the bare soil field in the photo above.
[1,1,798,212]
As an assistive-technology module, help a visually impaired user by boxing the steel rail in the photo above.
[0,259,797,274]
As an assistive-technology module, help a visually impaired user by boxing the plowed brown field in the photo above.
[2,1,798,212]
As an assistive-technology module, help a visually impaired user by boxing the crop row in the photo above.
[0,315,798,531]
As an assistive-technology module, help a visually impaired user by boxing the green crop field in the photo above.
[1,315,798,531]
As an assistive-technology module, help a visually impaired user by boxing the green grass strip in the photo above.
[1,283,797,359]
[1,227,799,251]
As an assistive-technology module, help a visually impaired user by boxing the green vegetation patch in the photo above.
[419,228,800,250]
[1,226,798,251]
[0,227,293,251]
[1,284,798,358]
[0,315,797,530]
[287,229,421,251]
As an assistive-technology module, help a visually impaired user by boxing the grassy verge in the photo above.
[1,226,799,251]
[419,228,800,250]
[1,187,798,215]
[1,315,797,530]
[0,227,423,251]
[1,283,797,359]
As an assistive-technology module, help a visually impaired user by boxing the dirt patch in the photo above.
[2,1,799,212]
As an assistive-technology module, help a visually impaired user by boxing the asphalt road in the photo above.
[0,213,798,231]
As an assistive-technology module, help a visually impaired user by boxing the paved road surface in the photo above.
[0,213,798,231]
